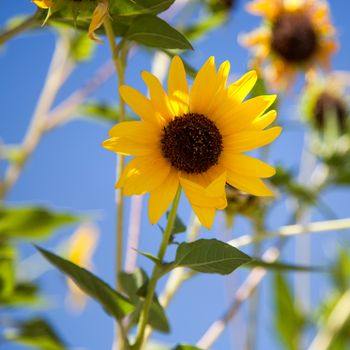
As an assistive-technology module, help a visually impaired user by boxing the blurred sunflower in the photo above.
[242,0,337,89]
[66,223,99,310]
[103,56,281,228]
[301,73,349,132]
[32,0,108,42]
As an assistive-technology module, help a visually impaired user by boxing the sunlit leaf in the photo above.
[173,345,203,350]
[126,15,193,50]
[5,318,66,350]
[174,239,252,274]
[274,274,306,350]
[37,247,134,320]
[0,243,15,298]
[0,207,79,240]
[0,282,41,307]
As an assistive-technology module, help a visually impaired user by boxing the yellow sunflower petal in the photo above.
[190,57,219,114]
[142,71,174,121]
[246,0,282,20]
[180,177,227,209]
[116,157,140,188]
[228,70,258,102]
[192,205,216,229]
[122,157,171,195]
[148,171,179,224]
[102,137,157,156]
[227,172,274,196]
[217,94,277,134]
[221,153,276,178]
[224,127,282,153]
[119,86,161,124]
[252,110,277,129]
[32,0,52,9]
[168,56,189,108]
[88,0,109,43]
[108,121,160,143]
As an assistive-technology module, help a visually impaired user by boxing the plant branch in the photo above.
[132,187,182,350]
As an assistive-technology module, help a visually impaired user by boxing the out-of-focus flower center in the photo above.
[314,92,347,131]
[161,113,223,174]
[271,13,318,63]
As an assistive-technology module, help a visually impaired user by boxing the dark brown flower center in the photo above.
[271,13,318,63]
[161,113,223,174]
[313,92,347,131]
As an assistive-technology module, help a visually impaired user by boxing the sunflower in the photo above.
[242,0,337,89]
[32,0,108,42]
[103,56,281,228]
[301,73,349,132]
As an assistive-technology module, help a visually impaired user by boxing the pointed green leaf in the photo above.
[37,247,134,320]
[0,243,15,298]
[119,269,170,333]
[135,249,161,265]
[173,345,203,350]
[174,239,252,274]
[248,259,326,272]
[166,212,186,235]
[0,282,41,307]
[5,318,66,350]
[126,15,193,50]
[274,274,306,350]
[0,207,79,240]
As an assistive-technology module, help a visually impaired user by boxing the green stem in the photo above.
[103,16,130,350]
[132,187,182,350]
[0,10,40,46]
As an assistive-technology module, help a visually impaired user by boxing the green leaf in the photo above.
[248,259,326,273]
[274,274,305,350]
[135,249,161,265]
[126,14,193,50]
[173,345,203,350]
[0,243,16,298]
[79,102,134,123]
[183,12,227,41]
[0,282,41,307]
[119,269,170,333]
[174,239,252,274]
[166,212,186,235]
[0,206,79,240]
[5,318,66,350]
[110,0,175,16]
[37,247,134,320]
[68,31,95,62]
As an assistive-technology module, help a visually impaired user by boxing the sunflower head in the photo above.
[103,56,281,229]
[301,75,349,134]
[242,0,337,90]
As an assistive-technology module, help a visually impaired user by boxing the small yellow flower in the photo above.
[242,0,337,89]
[66,223,99,311]
[32,0,108,42]
[103,56,281,229]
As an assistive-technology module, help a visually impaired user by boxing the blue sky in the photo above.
[1,1,350,349]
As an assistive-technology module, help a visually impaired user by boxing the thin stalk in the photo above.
[142,214,201,344]
[0,34,72,200]
[103,16,129,350]
[0,10,40,46]
[245,218,265,350]
[132,187,182,350]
